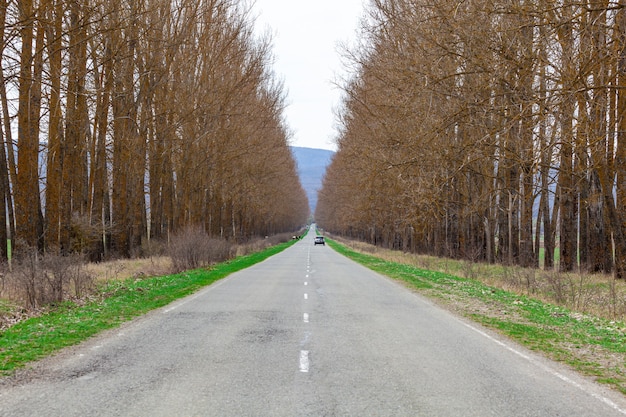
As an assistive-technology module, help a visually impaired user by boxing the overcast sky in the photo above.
[252,0,366,151]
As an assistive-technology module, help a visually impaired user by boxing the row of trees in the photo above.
[317,0,626,277]
[1,0,309,260]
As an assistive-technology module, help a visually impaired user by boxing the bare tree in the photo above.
[318,0,626,276]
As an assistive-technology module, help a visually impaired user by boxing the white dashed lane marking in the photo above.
[299,350,310,373]
[301,247,312,374]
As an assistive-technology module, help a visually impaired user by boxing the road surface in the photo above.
[1,231,626,416]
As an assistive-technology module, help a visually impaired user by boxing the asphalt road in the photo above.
[1,230,626,416]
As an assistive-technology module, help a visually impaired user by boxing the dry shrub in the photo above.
[414,255,435,271]
[43,252,94,300]
[13,246,43,309]
[138,238,168,258]
[460,246,485,280]
[501,267,521,289]
[545,270,568,304]
[606,278,626,319]
[169,226,232,272]
[85,256,172,283]
[235,232,296,257]
[236,238,269,257]
[460,260,477,280]
[522,268,538,295]
[6,246,93,309]
[266,232,294,246]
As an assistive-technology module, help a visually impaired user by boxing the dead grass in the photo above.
[84,256,173,283]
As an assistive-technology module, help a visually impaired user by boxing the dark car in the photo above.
[314,236,325,245]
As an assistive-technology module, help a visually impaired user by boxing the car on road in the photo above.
[314,236,325,245]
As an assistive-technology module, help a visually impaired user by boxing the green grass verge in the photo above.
[327,239,626,394]
[0,240,296,374]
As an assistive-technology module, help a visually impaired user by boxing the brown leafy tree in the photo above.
[1,0,308,261]
[317,0,626,277]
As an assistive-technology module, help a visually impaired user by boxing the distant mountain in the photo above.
[291,146,335,214]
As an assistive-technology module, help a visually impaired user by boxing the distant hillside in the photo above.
[291,147,334,213]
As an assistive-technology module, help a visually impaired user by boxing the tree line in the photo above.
[316,0,626,277]
[0,0,309,260]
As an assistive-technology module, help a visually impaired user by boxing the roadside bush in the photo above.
[7,246,93,309]
[14,246,45,309]
[43,253,94,300]
[138,237,169,258]
[169,226,232,272]
[545,270,568,305]
[266,232,295,246]
[235,232,299,257]
[235,238,267,257]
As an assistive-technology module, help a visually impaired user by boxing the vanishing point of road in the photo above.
[1,230,626,416]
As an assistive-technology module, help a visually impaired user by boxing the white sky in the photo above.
[252,0,366,151]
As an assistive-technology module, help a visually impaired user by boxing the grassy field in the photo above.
[0,240,296,374]
[327,238,626,395]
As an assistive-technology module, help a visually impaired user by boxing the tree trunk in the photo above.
[615,0,626,278]
[557,9,578,272]
[15,0,43,249]
[44,0,64,251]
